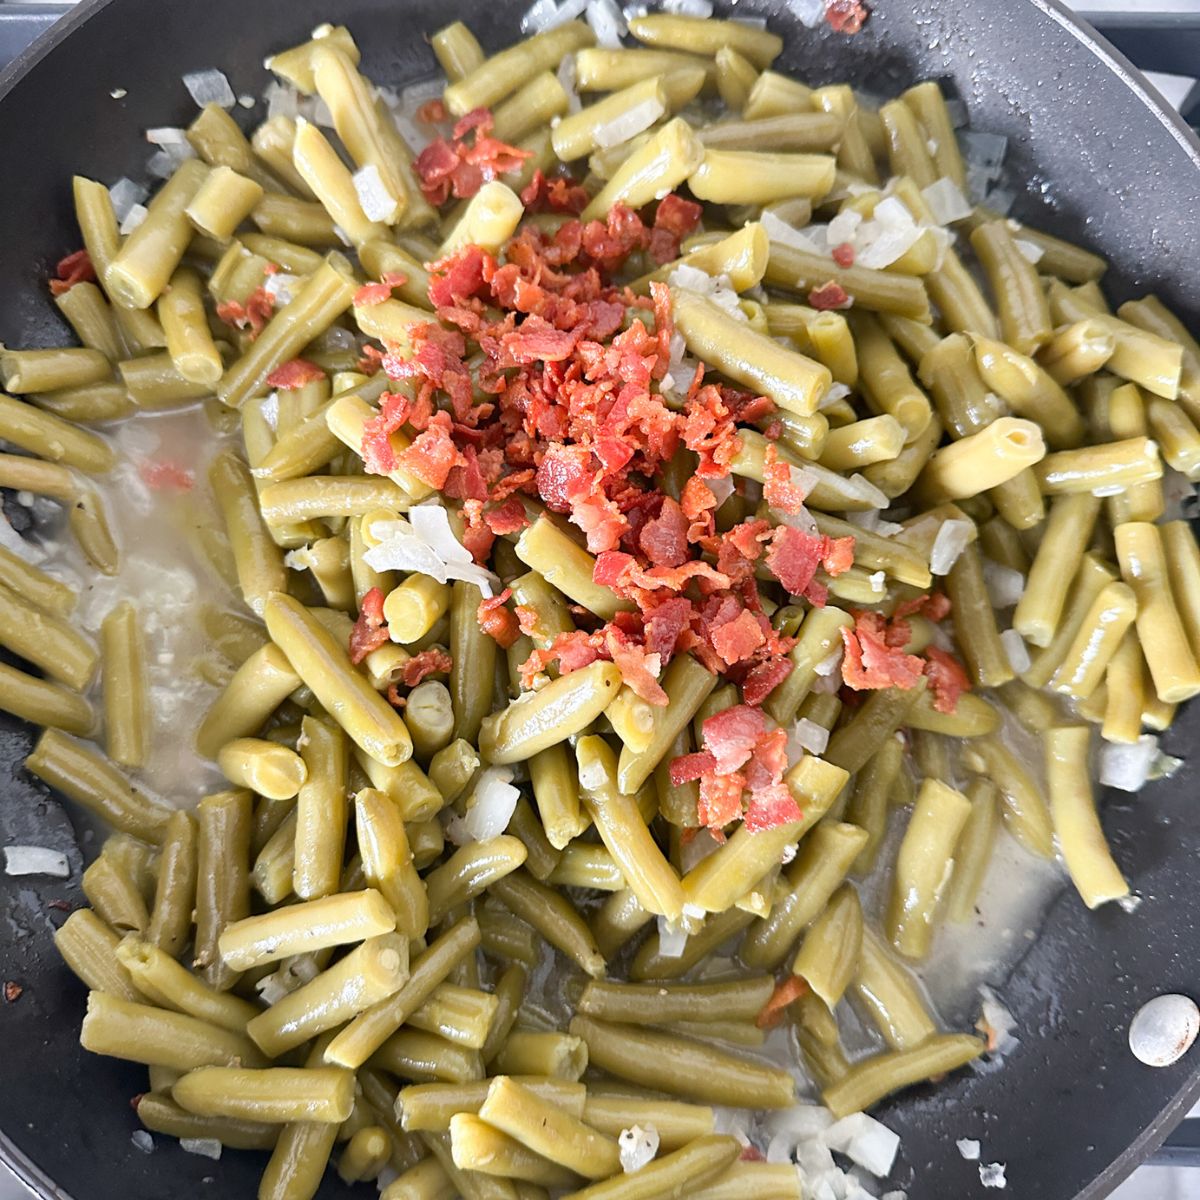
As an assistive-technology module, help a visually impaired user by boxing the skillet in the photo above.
[0,0,1198,1196]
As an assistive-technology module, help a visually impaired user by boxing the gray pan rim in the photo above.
[0,0,1196,1198]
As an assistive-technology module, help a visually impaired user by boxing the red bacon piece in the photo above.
[401,648,454,687]
[654,193,703,239]
[265,358,325,390]
[840,611,926,692]
[48,249,96,296]
[519,169,589,215]
[710,608,766,666]
[743,783,803,833]
[483,497,529,536]
[349,587,390,664]
[360,391,411,475]
[740,655,793,707]
[398,411,465,489]
[826,0,870,34]
[477,589,520,649]
[808,281,852,310]
[924,645,970,714]
[756,975,809,1030]
[831,242,856,267]
[138,460,194,491]
[637,497,689,568]
[698,771,745,829]
[701,704,767,775]
[670,750,718,787]
[417,98,447,123]
[762,446,810,515]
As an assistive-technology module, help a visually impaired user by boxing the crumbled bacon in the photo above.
[831,242,856,267]
[354,273,408,307]
[349,587,389,665]
[138,460,194,491]
[4,981,23,1003]
[401,648,453,687]
[265,358,325,390]
[520,169,589,215]
[762,444,810,515]
[360,391,411,475]
[417,98,447,123]
[49,249,96,296]
[414,107,532,206]
[894,591,951,622]
[670,750,718,787]
[744,784,803,833]
[399,411,465,488]
[217,285,276,340]
[826,0,869,34]
[841,611,925,692]
[698,771,745,829]
[924,645,970,714]
[756,975,808,1029]
[766,526,855,603]
[808,281,852,310]
[701,704,767,775]
[606,628,667,705]
[710,608,766,666]
[477,589,520,648]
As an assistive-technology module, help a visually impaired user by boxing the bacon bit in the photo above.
[477,589,520,649]
[654,193,703,240]
[520,169,589,215]
[414,108,532,206]
[826,0,870,34]
[138,459,194,491]
[895,591,952,622]
[740,1146,767,1163]
[756,975,809,1029]
[680,476,717,522]
[606,628,667,705]
[399,411,465,488]
[831,241,856,267]
[740,655,793,707]
[48,248,95,296]
[744,783,803,832]
[417,98,447,123]
[265,358,325,390]
[702,704,767,775]
[216,287,275,339]
[670,750,718,787]
[401,647,453,687]
[924,645,970,714]
[360,391,411,475]
[762,444,810,515]
[710,608,766,666]
[130,1094,145,1113]
[355,281,394,306]
[385,683,407,709]
[3,981,22,1003]
[349,587,390,665]
[808,281,852,310]
[638,497,689,568]
[766,526,831,601]
[698,771,745,829]
[841,611,925,692]
[483,497,529,536]
[47,899,73,912]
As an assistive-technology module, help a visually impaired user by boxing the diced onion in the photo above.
[982,560,1025,608]
[826,209,862,247]
[790,717,829,757]
[145,126,189,147]
[109,177,149,222]
[822,1111,900,1177]
[557,53,583,113]
[264,81,300,120]
[1000,628,1030,674]
[958,129,1008,174]
[921,177,973,225]
[586,0,626,47]
[663,0,713,13]
[183,68,236,109]
[869,570,886,593]
[957,1138,982,1161]
[353,163,399,223]
[656,914,688,958]
[445,766,519,845]
[180,1137,222,1160]
[760,210,824,254]
[790,0,828,28]
[1099,735,1158,792]
[979,1162,1007,1189]
[820,382,852,409]
[978,985,1019,1055]
[1014,238,1044,264]
[708,474,736,508]
[4,845,70,877]
[262,272,301,305]
[618,1124,660,1172]
[130,1131,154,1154]
[593,97,664,149]
[846,472,890,510]
[366,505,499,596]
[929,518,973,575]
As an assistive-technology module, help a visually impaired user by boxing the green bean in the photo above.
[0,544,74,618]
[689,148,835,205]
[442,580,497,745]
[373,1030,482,1088]
[355,749,444,822]
[334,1124,391,1184]
[916,333,1004,441]
[824,677,925,774]
[431,20,485,81]
[631,905,754,982]
[847,924,936,1052]
[104,158,208,308]
[570,1015,793,1108]
[490,1031,588,1081]
[582,118,704,223]
[260,475,411,522]
[218,259,356,408]
[969,220,1053,355]
[251,190,342,245]
[501,796,557,883]
[382,1157,456,1200]
[26,728,170,843]
[0,574,96,688]
[325,915,481,1070]
[398,1078,586,1134]
[0,390,114,473]
[80,850,147,934]
[0,660,92,735]
[576,735,683,920]
[444,22,593,116]
[282,715,347,901]
[143,809,198,958]
[173,1065,355,1124]
[52,909,140,1002]
[182,165,264,244]
[447,1111,579,1188]
[547,842,622,891]
[629,12,780,67]
[428,738,480,806]
[186,102,279,191]
[1119,294,1200,415]
[924,244,999,338]
[792,884,863,1007]
[514,516,632,620]
[134,1093,278,1151]
[217,736,306,799]
[117,350,210,409]
[671,288,830,417]
[569,1135,744,1200]
[356,788,429,936]
[577,976,774,1026]
[487,865,604,976]
[765,242,931,322]
[1051,579,1137,699]
[842,734,902,877]
[82,989,265,1072]
[405,983,499,1052]
[479,660,621,765]
[822,1034,984,1119]
[247,933,410,1058]
[157,267,224,391]
[209,450,286,617]
[192,788,253,990]
[964,737,1055,858]
[1114,521,1200,702]
[196,643,301,758]
[265,591,413,766]
[425,837,528,929]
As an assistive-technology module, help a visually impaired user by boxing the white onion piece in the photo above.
[1099,735,1158,792]
[130,1131,154,1153]
[929,518,973,575]
[264,81,300,120]
[663,0,713,14]
[868,570,886,593]
[180,1137,222,1160]
[4,845,69,877]
[707,474,735,508]
[262,272,301,305]
[183,69,236,109]
[957,1138,982,1161]
[790,717,829,757]
[618,1125,659,1172]
[958,129,1008,174]
[921,177,972,225]
[585,0,626,48]
[593,97,664,149]
[945,98,968,128]
[846,472,890,510]
[109,177,148,222]
[822,1112,900,1177]
[445,766,519,845]
[979,1162,1007,1189]
[978,985,1019,1055]
[1014,238,1044,264]
[366,506,499,596]
[760,210,823,254]
[819,382,852,409]
[982,560,1025,608]
[353,164,399,223]
[1000,628,1030,674]
[145,126,189,146]
[825,209,862,248]
[655,914,688,958]
[557,53,583,114]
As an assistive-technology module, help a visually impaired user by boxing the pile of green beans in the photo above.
[6,8,1195,1198]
